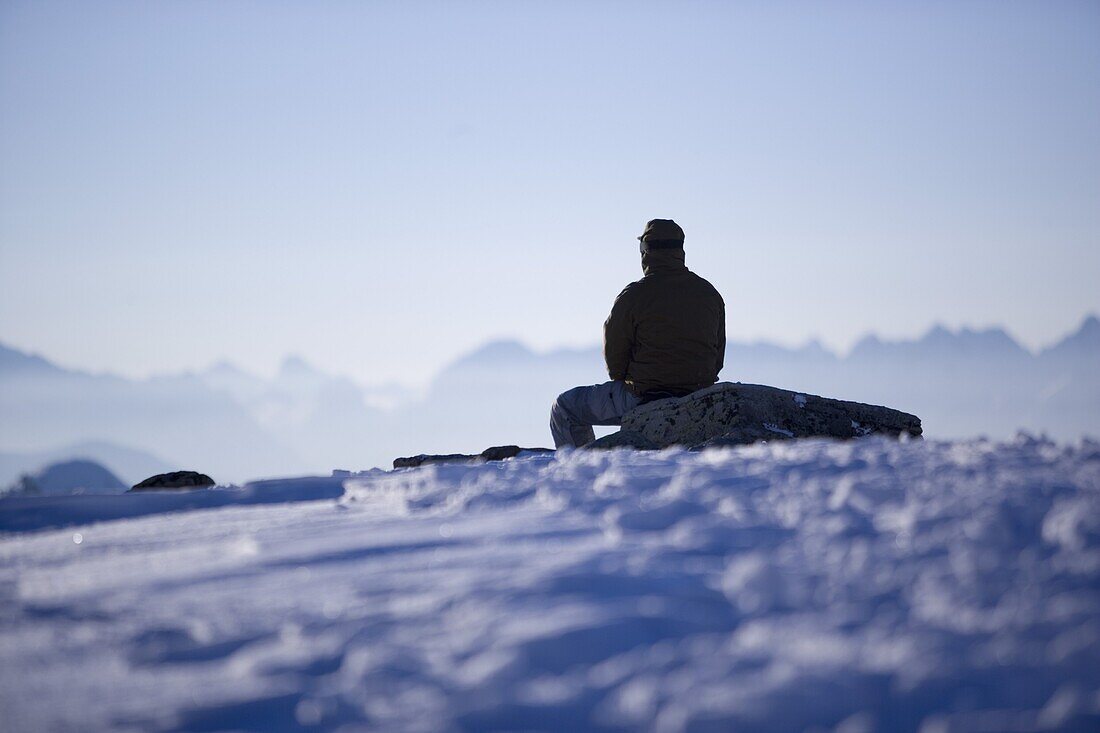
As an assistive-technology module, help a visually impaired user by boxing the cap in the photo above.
[637,219,685,251]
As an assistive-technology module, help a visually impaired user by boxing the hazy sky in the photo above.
[2,0,1098,386]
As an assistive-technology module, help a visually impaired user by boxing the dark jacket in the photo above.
[603,249,726,397]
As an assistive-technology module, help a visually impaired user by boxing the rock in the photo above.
[393,453,475,469]
[480,445,554,461]
[130,471,215,491]
[586,430,658,451]
[602,382,921,449]
[394,445,554,469]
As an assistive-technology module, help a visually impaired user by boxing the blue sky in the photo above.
[1,0,1098,385]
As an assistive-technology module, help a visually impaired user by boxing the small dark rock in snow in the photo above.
[598,382,922,450]
[394,454,475,469]
[480,445,554,461]
[130,471,215,491]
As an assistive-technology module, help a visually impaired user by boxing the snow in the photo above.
[763,422,795,438]
[1,436,1099,732]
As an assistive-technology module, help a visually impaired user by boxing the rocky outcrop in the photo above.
[130,471,215,491]
[394,445,554,469]
[391,386,919,466]
[592,382,921,450]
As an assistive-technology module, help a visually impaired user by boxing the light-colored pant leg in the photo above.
[550,380,641,448]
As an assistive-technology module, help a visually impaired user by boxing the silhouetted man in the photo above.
[550,219,726,447]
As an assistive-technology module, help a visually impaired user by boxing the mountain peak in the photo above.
[847,333,884,359]
[918,324,1025,354]
[0,342,70,376]
[278,354,318,377]
[923,324,953,340]
[797,339,835,360]
[204,360,252,378]
[1043,313,1100,358]
[459,340,533,364]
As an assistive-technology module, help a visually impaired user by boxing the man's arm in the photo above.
[715,294,726,377]
[712,290,721,374]
[603,286,635,381]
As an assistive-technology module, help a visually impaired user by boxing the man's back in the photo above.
[604,248,725,397]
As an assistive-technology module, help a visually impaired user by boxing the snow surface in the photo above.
[2,436,1099,732]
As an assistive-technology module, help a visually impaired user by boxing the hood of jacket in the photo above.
[641,248,687,275]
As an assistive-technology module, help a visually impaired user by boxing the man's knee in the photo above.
[553,386,584,418]
[551,392,565,419]
[551,387,586,448]
[550,390,574,432]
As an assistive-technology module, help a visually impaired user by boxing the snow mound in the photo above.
[1,436,1099,732]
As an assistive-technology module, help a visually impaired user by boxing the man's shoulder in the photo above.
[686,271,724,302]
[615,279,646,300]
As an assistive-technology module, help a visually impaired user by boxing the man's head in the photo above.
[637,219,685,254]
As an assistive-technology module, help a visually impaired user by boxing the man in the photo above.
[550,219,726,448]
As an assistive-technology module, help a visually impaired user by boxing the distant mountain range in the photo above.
[1,315,1097,482]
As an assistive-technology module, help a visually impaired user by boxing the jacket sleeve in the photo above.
[603,286,635,381]
[715,295,726,377]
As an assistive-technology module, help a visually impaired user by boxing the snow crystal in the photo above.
[1,436,1099,732]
